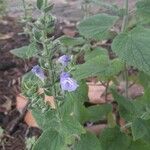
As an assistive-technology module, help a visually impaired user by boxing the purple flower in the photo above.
[60,72,78,92]
[31,65,45,81]
[60,72,70,79]
[58,55,71,66]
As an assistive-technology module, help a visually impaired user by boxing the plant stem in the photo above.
[121,0,129,98]
[105,81,110,101]
[22,0,27,19]
[124,64,129,98]
[43,0,57,98]
[121,0,129,32]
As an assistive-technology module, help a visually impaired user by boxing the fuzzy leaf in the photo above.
[87,104,112,122]
[77,14,118,40]
[59,116,86,137]
[10,43,37,59]
[128,140,150,150]
[112,26,150,75]
[60,95,90,124]
[84,47,108,61]
[138,72,150,89]
[59,36,85,47]
[74,132,102,150]
[31,109,58,130]
[73,55,123,80]
[33,129,66,150]
[131,118,147,141]
[37,0,44,10]
[21,71,43,96]
[99,127,131,150]
[112,90,137,121]
[136,0,150,24]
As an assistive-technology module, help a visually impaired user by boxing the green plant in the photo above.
[10,0,150,149]
[0,0,6,16]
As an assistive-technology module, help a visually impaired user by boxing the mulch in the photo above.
[0,16,39,150]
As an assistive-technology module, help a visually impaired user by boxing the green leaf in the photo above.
[131,119,150,142]
[131,118,148,141]
[99,58,123,80]
[31,109,58,130]
[74,132,102,150]
[72,55,109,80]
[84,47,108,61]
[99,127,131,150]
[59,36,85,47]
[134,87,150,120]
[138,72,150,89]
[87,104,112,122]
[60,116,86,137]
[32,108,85,144]
[60,92,90,124]
[77,14,118,40]
[136,0,150,24]
[73,55,123,81]
[128,140,150,150]
[37,0,44,10]
[33,129,66,150]
[21,71,43,96]
[63,80,88,103]
[112,90,137,121]
[44,4,54,13]
[10,43,37,59]
[112,26,150,75]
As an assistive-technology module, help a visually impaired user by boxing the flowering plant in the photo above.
[10,0,150,149]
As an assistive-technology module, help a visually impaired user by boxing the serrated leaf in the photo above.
[134,87,150,120]
[128,140,150,150]
[99,127,131,150]
[99,58,123,80]
[90,0,124,16]
[131,118,147,141]
[31,109,58,130]
[10,43,37,59]
[136,0,150,24]
[77,14,118,40]
[87,104,112,122]
[72,55,109,80]
[21,71,43,96]
[59,36,85,47]
[112,90,137,121]
[131,119,150,142]
[65,80,89,103]
[138,72,150,89]
[84,47,108,61]
[112,26,150,75]
[60,95,90,124]
[60,116,86,137]
[37,0,44,10]
[74,132,102,150]
[72,55,122,81]
[44,4,54,13]
[33,129,66,150]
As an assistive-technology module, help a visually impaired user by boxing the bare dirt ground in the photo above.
[7,0,136,21]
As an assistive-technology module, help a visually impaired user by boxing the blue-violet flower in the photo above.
[60,72,78,92]
[31,65,45,81]
[58,55,71,66]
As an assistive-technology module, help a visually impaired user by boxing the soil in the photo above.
[0,16,40,150]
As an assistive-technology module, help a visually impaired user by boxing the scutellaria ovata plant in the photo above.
[11,0,150,149]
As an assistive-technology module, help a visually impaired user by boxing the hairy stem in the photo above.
[121,0,129,32]
[42,0,57,97]
[22,0,27,19]
[121,0,129,98]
